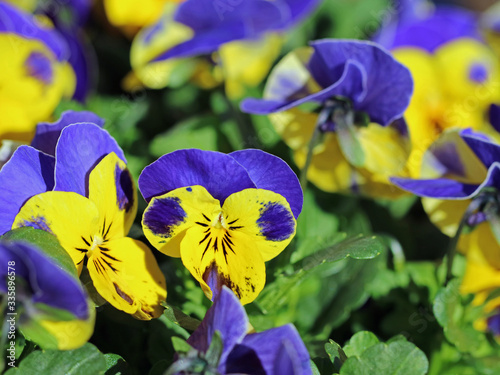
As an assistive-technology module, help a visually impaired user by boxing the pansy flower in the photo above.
[167,286,312,374]
[0,111,167,319]
[0,237,94,350]
[241,39,413,198]
[128,0,321,97]
[0,2,76,142]
[376,2,500,177]
[139,149,302,304]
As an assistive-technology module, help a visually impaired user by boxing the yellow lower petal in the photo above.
[87,237,167,319]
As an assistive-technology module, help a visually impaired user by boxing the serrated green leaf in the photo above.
[340,340,429,375]
[342,331,380,357]
[4,343,106,375]
[433,279,489,353]
[1,227,76,277]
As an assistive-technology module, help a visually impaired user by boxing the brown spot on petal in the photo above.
[114,283,133,305]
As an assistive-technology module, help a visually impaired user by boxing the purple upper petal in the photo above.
[0,2,68,61]
[225,324,312,375]
[0,146,55,235]
[31,110,105,156]
[153,0,320,62]
[461,131,500,169]
[390,176,479,199]
[377,6,482,52]
[54,123,126,197]
[138,149,256,204]
[230,149,303,219]
[0,241,88,319]
[187,286,248,366]
[242,39,413,126]
[44,0,92,29]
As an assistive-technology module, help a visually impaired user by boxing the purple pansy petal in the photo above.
[230,150,303,218]
[461,131,500,168]
[32,110,105,156]
[139,149,255,203]
[309,39,413,125]
[380,6,482,52]
[0,146,55,235]
[225,324,312,375]
[0,2,68,61]
[0,241,88,319]
[54,123,126,196]
[142,195,187,239]
[241,58,366,115]
[257,201,296,241]
[25,51,53,84]
[488,311,500,336]
[187,286,248,366]
[489,104,500,133]
[273,340,303,375]
[44,0,92,29]
[390,177,479,199]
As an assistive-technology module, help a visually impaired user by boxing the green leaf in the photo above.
[1,227,77,277]
[205,331,223,367]
[433,279,489,353]
[104,353,133,375]
[340,340,429,375]
[171,337,192,355]
[163,304,201,332]
[342,331,380,357]
[4,343,106,375]
[325,340,348,373]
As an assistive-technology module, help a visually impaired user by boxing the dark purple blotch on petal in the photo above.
[20,216,54,235]
[468,62,489,84]
[24,51,53,84]
[257,202,295,241]
[488,311,500,336]
[115,164,134,212]
[143,196,186,238]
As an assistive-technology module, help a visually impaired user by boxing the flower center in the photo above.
[88,235,104,257]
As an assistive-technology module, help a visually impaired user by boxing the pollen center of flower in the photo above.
[88,235,104,257]
[212,212,227,230]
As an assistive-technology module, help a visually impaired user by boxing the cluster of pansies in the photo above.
[2,0,500,373]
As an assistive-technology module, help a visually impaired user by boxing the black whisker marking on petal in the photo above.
[81,236,91,246]
[77,258,84,265]
[224,233,234,246]
[100,246,109,252]
[204,228,210,233]
[101,257,118,273]
[202,213,210,222]
[103,219,112,238]
[226,231,232,238]
[201,238,212,260]
[199,232,211,245]
[223,237,235,254]
[213,238,218,252]
[75,247,88,253]
[228,218,239,225]
[221,241,229,263]
[195,221,209,227]
[93,259,103,274]
[100,251,121,262]
[229,226,244,230]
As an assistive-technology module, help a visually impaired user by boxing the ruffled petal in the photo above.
[12,191,100,274]
[87,237,167,320]
[31,110,105,156]
[230,149,303,219]
[139,149,255,203]
[187,286,248,366]
[0,146,54,235]
[88,153,137,239]
[142,185,221,257]
[54,123,126,196]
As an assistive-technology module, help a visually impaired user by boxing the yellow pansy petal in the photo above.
[461,258,500,295]
[460,222,500,269]
[39,306,96,350]
[13,191,100,274]
[221,188,296,262]
[104,0,176,28]
[0,35,75,141]
[88,152,137,239]
[219,33,283,98]
[269,108,318,151]
[142,185,221,257]
[422,197,469,238]
[180,223,266,305]
[130,4,194,89]
[87,237,167,320]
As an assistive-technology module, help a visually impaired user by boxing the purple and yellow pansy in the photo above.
[241,39,413,198]
[0,238,94,350]
[0,111,167,320]
[139,149,302,304]
[377,2,500,177]
[0,1,76,142]
[168,286,312,374]
[128,0,321,97]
